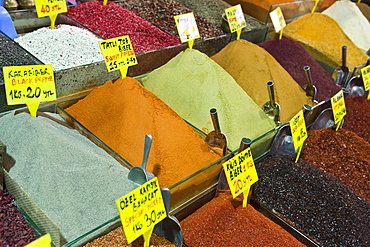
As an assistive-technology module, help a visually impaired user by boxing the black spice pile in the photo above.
[117,0,225,39]
[252,155,370,247]
[0,189,38,246]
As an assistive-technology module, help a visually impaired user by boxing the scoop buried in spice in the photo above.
[153,188,183,247]
[333,46,350,87]
[127,134,155,185]
[204,108,228,156]
[262,81,280,125]
[346,58,370,97]
[303,66,317,103]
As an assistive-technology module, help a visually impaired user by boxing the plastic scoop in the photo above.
[303,66,317,102]
[127,134,155,185]
[204,108,228,156]
[0,6,18,39]
[153,188,183,247]
[333,46,350,87]
[262,81,280,125]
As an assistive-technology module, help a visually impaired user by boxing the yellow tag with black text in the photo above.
[331,90,346,129]
[174,12,200,48]
[289,109,307,162]
[225,5,246,34]
[25,233,52,247]
[116,178,166,244]
[361,65,370,92]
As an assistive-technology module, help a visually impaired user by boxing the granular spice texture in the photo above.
[0,189,38,246]
[253,155,370,247]
[211,39,314,123]
[342,96,370,144]
[65,1,180,53]
[259,37,341,102]
[181,193,305,247]
[84,227,174,247]
[283,13,369,69]
[117,0,224,39]
[302,127,370,202]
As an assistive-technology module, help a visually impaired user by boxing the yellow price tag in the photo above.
[174,12,200,49]
[269,7,286,39]
[25,233,52,247]
[361,65,370,92]
[331,90,346,130]
[224,4,246,40]
[289,110,307,162]
[3,65,56,117]
[99,36,138,77]
[222,147,258,206]
[35,0,67,29]
[116,177,167,245]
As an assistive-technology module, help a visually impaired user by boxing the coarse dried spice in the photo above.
[342,96,370,143]
[302,127,370,202]
[65,1,180,53]
[84,226,174,247]
[181,193,305,247]
[253,155,370,247]
[0,189,38,246]
[116,0,224,39]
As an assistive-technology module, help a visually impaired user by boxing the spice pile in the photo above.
[302,127,370,201]
[0,189,38,246]
[0,112,137,242]
[342,96,370,143]
[322,0,370,53]
[117,0,224,39]
[65,77,222,206]
[65,1,180,53]
[181,193,306,246]
[211,39,314,123]
[15,25,103,71]
[253,155,370,246]
[141,48,276,150]
[258,37,341,102]
[283,13,369,69]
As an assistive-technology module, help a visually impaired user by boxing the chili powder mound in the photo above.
[181,193,305,247]
[65,1,180,53]
[342,96,370,144]
[211,39,314,123]
[253,155,370,247]
[84,227,174,247]
[258,37,341,102]
[65,77,221,190]
[283,13,369,69]
[302,127,370,202]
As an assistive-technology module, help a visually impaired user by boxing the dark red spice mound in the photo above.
[342,96,370,143]
[259,37,341,102]
[65,1,181,53]
[0,189,38,246]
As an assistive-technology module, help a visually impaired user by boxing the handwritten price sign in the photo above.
[269,7,286,33]
[222,147,258,200]
[225,4,246,33]
[116,178,166,244]
[361,65,370,92]
[35,0,67,18]
[290,110,307,151]
[331,90,346,126]
[174,12,200,43]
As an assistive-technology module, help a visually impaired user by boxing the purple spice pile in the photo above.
[259,38,341,102]
[65,1,181,53]
[0,189,38,246]
[253,155,370,247]
[117,0,225,39]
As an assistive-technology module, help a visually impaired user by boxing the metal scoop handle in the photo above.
[210,108,221,137]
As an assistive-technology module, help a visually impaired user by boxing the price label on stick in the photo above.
[224,4,246,40]
[174,12,200,49]
[25,233,52,247]
[222,147,258,207]
[3,65,56,117]
[269,7,286,39]
[289,110,307,163]
[330,90,346,130]
[35,0,67,29]
[361,65,370,92]
[99,35,138,78]
[116,177,167,244]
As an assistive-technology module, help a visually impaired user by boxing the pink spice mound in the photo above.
[65,1,181,53]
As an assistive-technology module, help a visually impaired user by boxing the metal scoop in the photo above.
[204,108,228,156]
[262,81,281,125]
[346,58,370,97]
[153,188,183,247]
[303,66,317,102]
[127,134,155,185]
[333,46,350,87]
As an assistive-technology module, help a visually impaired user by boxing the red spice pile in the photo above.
[65,1,181,53]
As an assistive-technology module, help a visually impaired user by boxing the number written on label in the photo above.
[8,87,54,100]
